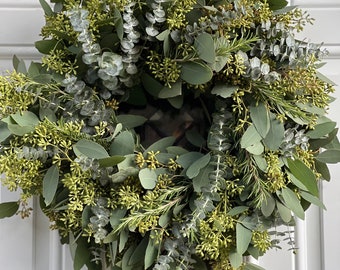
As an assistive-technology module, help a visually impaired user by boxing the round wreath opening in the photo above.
[1,0,340,270]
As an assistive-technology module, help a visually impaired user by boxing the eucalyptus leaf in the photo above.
[11,111,40,127]
[35,39,62,54]
[168,95,184,109]
[129,236,148,265]
[73,139,109,159]
[39,0,53,16]
[110,131,135,156]
[144,136,176,154]
[186,153,211,179]
[261,194,276,217]
[315,160,330,181]
[236,223,252,254]
[145,232,159,269]
[306,121,337,139]
[39,107,57,122]
[176,152,204,170]
[142,73,163,97]
[229,251,243,268]
[268,0,288,10]
[240,125,262,149]
[300,191,326,210]
[263,116,284,150]
[193,164,215,192]
[211,83,238,98]
[0,121,11,142]
[158,81,182,98]
[194,32,216,63]
[276,201,292,223]
[98,156,126,167]
[246,142,264,155]
[73,237,91,270]
[116,114,147,129]
[7,124,35,136]
[180,61,213,85]
[315,149,340,164]
[228,206,249,216]
[43,165,59,206]
[0,202,19,219]
[249,103,270,138]
[287,158,318,197]
[185,129,205,148]
[139,168,158,189]
[281,188,305,220]
[113,8,124,40]
[244,263,266,270]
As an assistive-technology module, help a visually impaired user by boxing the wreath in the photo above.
[1,0,339,270]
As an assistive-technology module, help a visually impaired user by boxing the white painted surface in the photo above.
[0,1,339,269]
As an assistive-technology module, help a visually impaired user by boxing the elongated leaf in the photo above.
[315,149,340,164]
[74,237,91,270]
[236,223,252,254]
[43,165,59,206]
[186,153,211,179]
[244,263,266,270]
[176,152,204,170]
[0,121,11,142]
[11,111,40,127]
[181,61,213,85]
[193,164,215,192]
[229,251,243,268]
[307,122,337,139]
[276,201,292,223]
[261,194,276,217]
[144,136,176,154]
[287,158,318,197]
[281,188,305,220]
[139,168,157,189]
[145,232,159,269]
[39,0,53,15]
[250,103,270,138]
[263,117,284,150]
[315,160,330,181]
[185,129,205,147]
[246,142,264,155]
[0,202,19,219]
[110,131,135,156]
[116,114,147,129]
[300,191,326,210]
[73,139,109,159]
[228,206,249,216]
[8,124,35,136]
[194,33,216,63]
[35,39,61,54]
[168,95,184,109]
[240,125,262,149]
[211,83,238,98]
[98,156,125,167]
[158,81,182,98]
[268,0,288,10]
[141,73,163,97]
[129,236,148,265]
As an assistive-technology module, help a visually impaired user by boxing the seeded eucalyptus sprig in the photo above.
[1,0,340,270]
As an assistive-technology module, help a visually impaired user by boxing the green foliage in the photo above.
[0,0,339,270]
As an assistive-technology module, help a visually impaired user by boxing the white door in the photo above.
[0,1,339,269]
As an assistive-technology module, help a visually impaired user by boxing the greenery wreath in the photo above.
[1,0,340,269]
